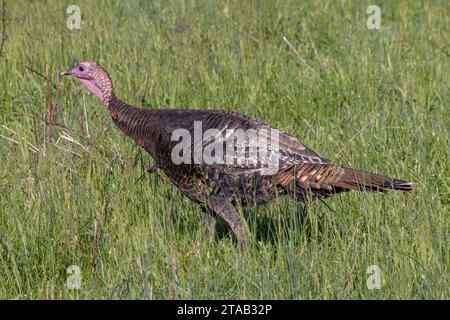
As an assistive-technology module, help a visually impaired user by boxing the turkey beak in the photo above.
[61,68,73,76]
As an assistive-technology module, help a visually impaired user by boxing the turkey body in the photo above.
[106,97,411,250]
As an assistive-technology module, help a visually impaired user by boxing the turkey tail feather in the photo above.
[336,166,413,192]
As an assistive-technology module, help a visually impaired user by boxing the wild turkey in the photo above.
[62,61,412,250]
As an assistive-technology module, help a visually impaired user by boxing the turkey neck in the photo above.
[105,95,160,155]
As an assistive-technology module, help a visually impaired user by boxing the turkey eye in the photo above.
[79,66,84,71]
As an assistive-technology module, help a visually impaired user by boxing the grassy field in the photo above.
[0,0,448,299]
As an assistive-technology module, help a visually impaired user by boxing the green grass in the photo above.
[0,0,448,299]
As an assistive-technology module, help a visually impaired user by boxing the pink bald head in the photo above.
[62,61,114,105]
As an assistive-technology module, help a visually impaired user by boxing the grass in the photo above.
[0,0,448,299]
